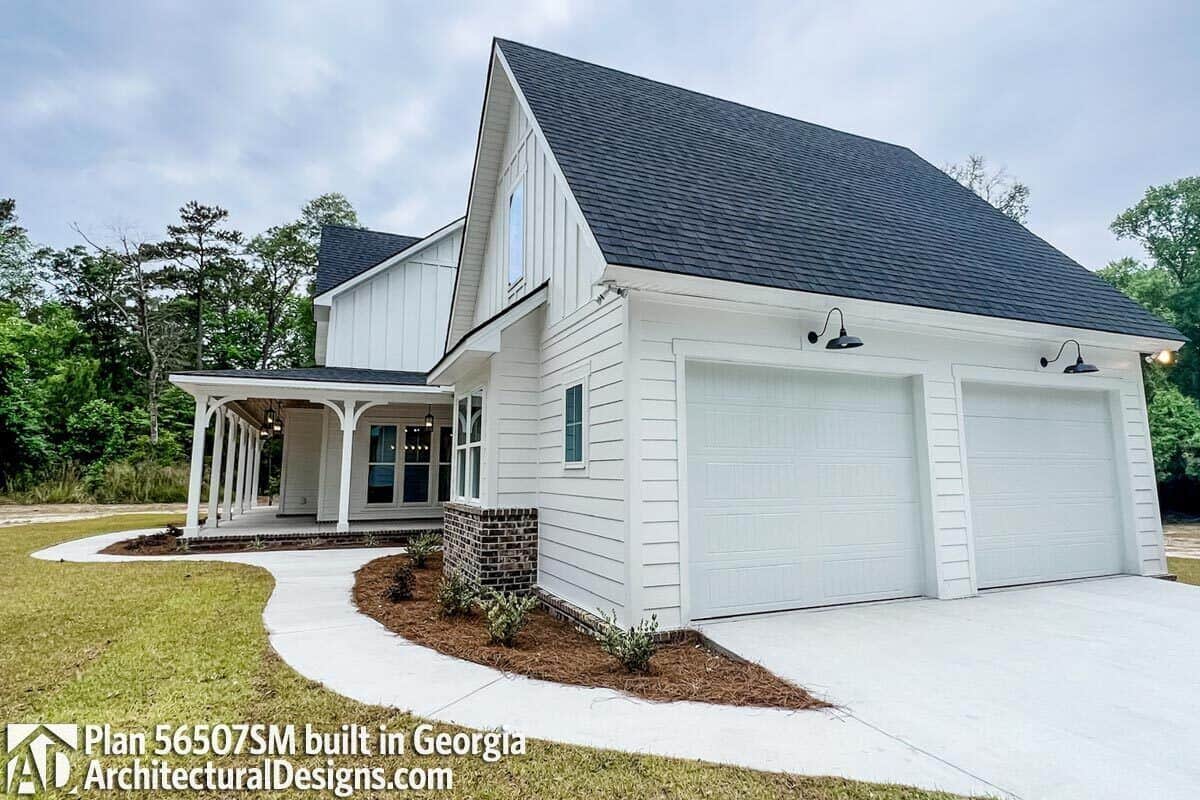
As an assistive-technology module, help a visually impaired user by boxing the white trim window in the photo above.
[562,368,589,468]
[507,180,525,287]
[437,424,453,502]
[402,425,431,504]
[455,389,484,502]
[366,424,398,504]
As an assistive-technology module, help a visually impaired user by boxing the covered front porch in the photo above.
[169,367,453,538]
[186,504,445,539]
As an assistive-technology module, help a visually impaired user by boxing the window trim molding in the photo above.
[561,364,590,471]
[400,424,434,506]
[506,179,526,290]
[365,423,399,506]
[453,386,486,504]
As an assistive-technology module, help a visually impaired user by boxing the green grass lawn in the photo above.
[1168,557,1200,586]
[0,515,970,799]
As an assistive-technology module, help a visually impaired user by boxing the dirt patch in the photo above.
[0,503,187,526]
[354,553,828,711]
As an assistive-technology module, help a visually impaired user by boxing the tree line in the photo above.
[0,194,358,500]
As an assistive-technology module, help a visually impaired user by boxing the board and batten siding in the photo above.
[626,295,1165,627]
[471,99,605,331]
[315,404,453,522]
[279,408,323,514]
[534,297,628,621]
[325,231,460,373]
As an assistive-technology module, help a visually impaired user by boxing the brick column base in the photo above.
[442,503,538,594]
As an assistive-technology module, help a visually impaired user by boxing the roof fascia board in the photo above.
[429,282,549,385]
[603,263,1185,354]
[445,47,507,354]
[314,218,464,306]
[169,373,453,398]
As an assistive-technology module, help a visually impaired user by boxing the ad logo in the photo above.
[5,724,78,795]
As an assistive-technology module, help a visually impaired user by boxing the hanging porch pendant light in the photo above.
[1041,339,1099,374]
[808,307,863,350]
[425,405,435,428]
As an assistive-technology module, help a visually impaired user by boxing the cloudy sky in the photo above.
[3,0,1197,269]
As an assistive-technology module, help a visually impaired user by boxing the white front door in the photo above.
[963,383,1125,589]
[685,362,926,619]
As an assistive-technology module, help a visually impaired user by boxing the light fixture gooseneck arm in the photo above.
[1041,339,1081,368]
[809,307,846,343]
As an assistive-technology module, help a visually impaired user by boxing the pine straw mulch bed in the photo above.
[354,552,830,711]
[101,529,406,556]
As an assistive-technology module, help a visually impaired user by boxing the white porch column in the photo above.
[235,421,249,514]
[222,412,237,521]
[184,394,209,536]
[336,399,355,533]
[206,410,225,527]
[251,438,262,508]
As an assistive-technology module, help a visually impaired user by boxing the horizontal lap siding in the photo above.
[492,313,541,508]
[1124,379,1168,574]
[537,299,627,616]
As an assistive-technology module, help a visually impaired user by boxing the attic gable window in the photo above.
[507,181,525,286]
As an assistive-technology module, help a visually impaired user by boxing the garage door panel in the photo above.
[700,407,914,454]
[966,417,1114,459]
[687,362,926,618]
[971,460,1118,499]
[964,383,1124,589]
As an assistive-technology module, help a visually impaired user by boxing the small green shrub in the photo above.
[406,531,441,568]
[436,573,476,617]
[479,590,537,646]
[362,532,378,547]
[595,610,659,673]
[387,564,415,602]
[245,535,267,551]
[303,536,323,548]
[175,538,190,553]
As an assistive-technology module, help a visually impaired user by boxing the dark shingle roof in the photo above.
[179,367,429,385]
[315,225,422,295]
[496,40,1183,341]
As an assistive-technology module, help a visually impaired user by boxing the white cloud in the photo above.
[1,0,1196,274]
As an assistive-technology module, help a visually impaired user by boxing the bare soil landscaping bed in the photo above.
[354,552,828,711]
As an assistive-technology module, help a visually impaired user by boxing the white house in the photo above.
[171,39,1184,632]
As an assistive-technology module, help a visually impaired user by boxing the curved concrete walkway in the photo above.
[33,530,1005,798]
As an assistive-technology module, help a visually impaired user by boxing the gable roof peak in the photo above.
[491,38,1182,342]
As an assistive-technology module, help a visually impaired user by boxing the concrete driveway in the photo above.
[698,576,1200,800]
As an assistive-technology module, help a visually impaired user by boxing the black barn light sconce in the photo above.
[808,307,863,350]
[424,405,435,428]
[1040,339,1099,374]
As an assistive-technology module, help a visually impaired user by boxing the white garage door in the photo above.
[686,362,926,619]
[963,383,1125,589]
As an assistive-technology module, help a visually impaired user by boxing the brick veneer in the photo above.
[442,502,538,593]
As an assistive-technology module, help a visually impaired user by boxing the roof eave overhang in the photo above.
[169,373,453,402]
[428,282,549,387]
[603,263,1186,354]
[314,218,465,307]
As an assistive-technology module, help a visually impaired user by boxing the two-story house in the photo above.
[172,39,1183,633]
